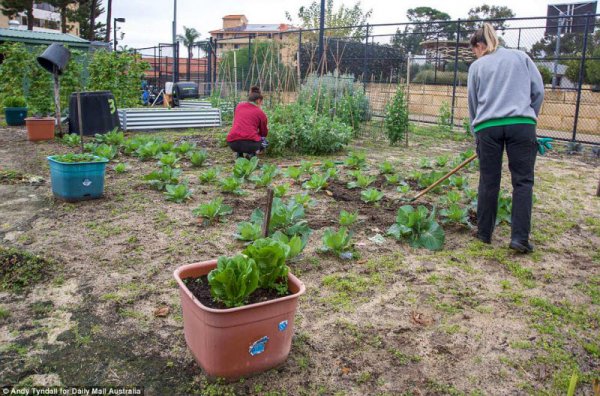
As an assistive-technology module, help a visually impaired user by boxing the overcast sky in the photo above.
[108,1,567,49]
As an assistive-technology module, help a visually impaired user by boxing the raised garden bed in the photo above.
[118,107,222,131]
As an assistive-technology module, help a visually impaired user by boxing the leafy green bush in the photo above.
[3,96,26,108]
[87,50,150,108]
[267,103,352,155]
[298,71,370,133]
[387,205,445,251]
[384,86,409,145]
[207,255,259,307]
[412,70,468,86]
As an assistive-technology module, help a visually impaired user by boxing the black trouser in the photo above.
[476,124,537,242]
[228,140,262,158]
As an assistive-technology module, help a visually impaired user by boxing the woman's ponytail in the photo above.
[470,22,499,55]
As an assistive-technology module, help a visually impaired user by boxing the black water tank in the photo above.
[68,91,120,136]
[174,81,199,99]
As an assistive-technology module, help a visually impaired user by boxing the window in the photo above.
[234,44,239,49]
[219,44,224,49]
[217,33,224,39]
[267,33,272,39]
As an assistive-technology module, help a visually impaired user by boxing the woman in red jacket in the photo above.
[227,86,268,159]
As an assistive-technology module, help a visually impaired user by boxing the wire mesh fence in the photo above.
[138,14,600,144]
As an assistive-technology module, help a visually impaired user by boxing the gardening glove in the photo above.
[537,138,553,156]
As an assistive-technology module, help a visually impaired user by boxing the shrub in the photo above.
[3,96,26,108]
[537,65,552,85]
[267,103,352,155]
[384,86,409,145]
[87,50,150,108]
[412,70,468,86]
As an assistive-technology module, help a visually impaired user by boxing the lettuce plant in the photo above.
[164,183,192,203]
[440,204,470,226]
[320,227,353,258]
[243,238,290,293]
[144,166,181,191]
[379,161,394,174]
[496,190,512,225]
[174,141,196,155]
[291,193,316,208]
[397,183,411,194]
[189,150,208,167]
[441,191,462,206]
[361,188,384,203]
[345,151,366,169]
[198,167,219,184]
[449,175,468,190]
[61,133,81,148]
[250,197,311,239]
[219,176,245,195]
[114,163,127,173]
[193,197,233,225]
[385,174,401,185]
[233,156,259,180]
[325,166,339,180]
[339,210,358,227]
[302,173,329,192]
[235,221,263,242]
[387,205,445,251]
[94,129,124,146]
[93,143,118,160]
[251,164,279,187]
[158,152,179,167]
[435,155,449,167]
[419,158,433,169]
[299,160,315,175]
[273,183,290,198]
[347,172,376,189]
[271,231,305,260]
[207,255,260,307]
[285,166,302,181]
[320,160,337,171]
[136,141,162,161]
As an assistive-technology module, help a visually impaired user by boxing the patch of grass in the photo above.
[30,301,54,317]
[576,276,600,305]
[0,306,9,319]
[356,370,372,384]
[583,217,600,237]
[442,324,461,334]
[0,247,54,293]
[388,348,421,365]
[509,340,532,350]
[321,273,381,310]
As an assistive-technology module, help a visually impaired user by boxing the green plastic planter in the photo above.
[4,107,28,126]
[47,155,109,202]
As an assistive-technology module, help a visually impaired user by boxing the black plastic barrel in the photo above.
[37,43,71,75]
[68,91,120,136]
[174,81,199,99]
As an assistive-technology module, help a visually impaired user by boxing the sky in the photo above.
[108,1,569,49]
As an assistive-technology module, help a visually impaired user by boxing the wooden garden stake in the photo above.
[596,176,600,197]
[261,188,274,238]
[76,92,84,154]
[52,65,62,136]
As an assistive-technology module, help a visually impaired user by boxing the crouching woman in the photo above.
[226,86,268,159]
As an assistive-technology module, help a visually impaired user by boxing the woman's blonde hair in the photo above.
[470,23,499,55]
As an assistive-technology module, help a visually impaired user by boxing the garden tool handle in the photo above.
[410,153,478,202]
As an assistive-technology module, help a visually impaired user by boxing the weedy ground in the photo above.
[0,124,598,395]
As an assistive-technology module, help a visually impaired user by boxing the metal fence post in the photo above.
[298,29,302,83]
[450,19,461,126]
[213,38,218,93]
[207,38,213,96]
[363,24,370,90]
[174,41,180,83]
[248,35,252,90]
[572,14,591,142]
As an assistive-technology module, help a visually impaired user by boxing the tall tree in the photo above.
[48,0,76,33]
[391,7,453,55]
[286,0,372,39]
[104,0,112,42]
[177,26,201,81]
[1,0,34,30]
[465,5,515,33]
[68,0,105,40]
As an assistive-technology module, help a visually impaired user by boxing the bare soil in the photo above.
[0,125,598,395]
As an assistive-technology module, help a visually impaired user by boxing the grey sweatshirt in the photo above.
[467,47,545,130]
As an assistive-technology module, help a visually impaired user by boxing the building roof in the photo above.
[0,28,89,47]
[223,15,246,19]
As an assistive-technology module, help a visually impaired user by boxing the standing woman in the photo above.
[227,86,269,159]
[467,23,545,253]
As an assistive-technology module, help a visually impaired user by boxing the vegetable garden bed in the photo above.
[0,125,598,395]
[118,107,222,131]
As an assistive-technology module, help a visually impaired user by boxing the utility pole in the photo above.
[318,0,325,74]
[552,10,564,89]
[173,0,177,83]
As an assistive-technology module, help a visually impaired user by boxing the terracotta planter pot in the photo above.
[174,260,305,379]
[25,117,55,141]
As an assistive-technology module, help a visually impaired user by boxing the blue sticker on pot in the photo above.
[278,320,288,332]
[82,179,92,186]
[249,336,268,356]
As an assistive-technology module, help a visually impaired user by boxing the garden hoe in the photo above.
[410,153,478,202]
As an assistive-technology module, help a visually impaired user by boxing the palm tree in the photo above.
[177,26,201,81]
